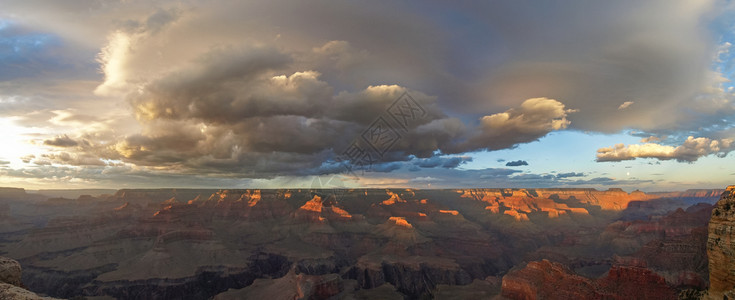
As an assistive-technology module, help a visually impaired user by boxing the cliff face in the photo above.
[707,185,735,299]
[0,256,59,300]
[0,257,22,286]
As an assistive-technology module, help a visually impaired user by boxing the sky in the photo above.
[1,0,735,191]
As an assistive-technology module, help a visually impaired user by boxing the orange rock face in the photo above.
[295,194,353,222]
[438,210,459,216]
[299,195,324,213]
[460,188,596,221]
[707,185,735,299]
[503,210,530,221]
[388,216,413,228]
[381,191,405,205]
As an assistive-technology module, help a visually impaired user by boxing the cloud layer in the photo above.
[0,0,734,188]
[596,136,735,162]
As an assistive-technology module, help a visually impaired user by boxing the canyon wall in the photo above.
[707,186,735,299]
[0,187,725,299]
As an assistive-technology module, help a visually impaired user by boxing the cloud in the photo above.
[0,0,734,187]
[409,176,442,183]
[556,172,585,178]
[639,135,666,143]
[61,35,572,177]
[40,152,105,166]
[505,160,529,167]
[95,9,181,96]
[562,177,655,186]
[596,136,735,162]
[413,156,472,168]
[618,101,634,110]
[5,0,733,135]
[463,0,728,134]
[130,46,293,121]
[43,135,78,147]
[369,162,403,173]
[448,97,575,153]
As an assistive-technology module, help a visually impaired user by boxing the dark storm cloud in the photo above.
[505,160,529,167]
[107,41,567,177]
[130,46,293,122]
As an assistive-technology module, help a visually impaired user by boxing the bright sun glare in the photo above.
[0,117,44,168]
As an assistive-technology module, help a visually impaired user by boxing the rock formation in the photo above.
[706,185,735,299]
[456,188,653,222]
[0,256,59,299]
[0,257,22,287]
[501,259,676,299]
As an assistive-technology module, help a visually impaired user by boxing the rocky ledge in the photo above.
[0,256,60,299]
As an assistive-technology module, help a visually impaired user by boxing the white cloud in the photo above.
[596,136,735,162]
[94,31,133,96]
[618,101,634,110]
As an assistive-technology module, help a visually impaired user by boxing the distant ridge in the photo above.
[30,189,117,199]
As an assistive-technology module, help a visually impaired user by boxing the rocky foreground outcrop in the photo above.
[0,256,60,299]
[706,185,735,299]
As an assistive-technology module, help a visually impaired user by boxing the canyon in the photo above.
[0,186,729,299]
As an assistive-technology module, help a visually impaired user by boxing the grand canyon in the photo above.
[5,0,735,299]
[1,186,734,299]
